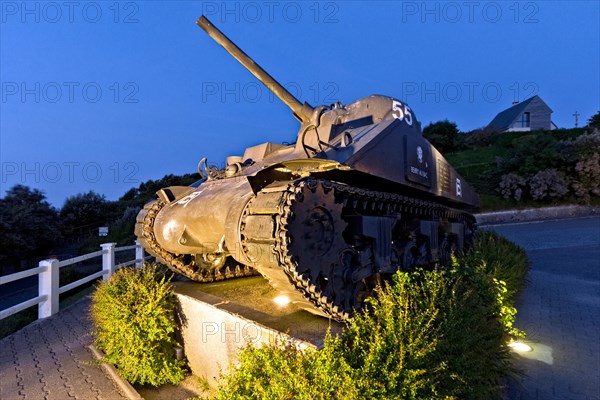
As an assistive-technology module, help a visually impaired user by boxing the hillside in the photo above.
[444,128,599,211]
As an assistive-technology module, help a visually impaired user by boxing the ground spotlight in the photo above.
[508,340,533,352]
[274,295,290,306]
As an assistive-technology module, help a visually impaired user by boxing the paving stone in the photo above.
[0,297,128,400]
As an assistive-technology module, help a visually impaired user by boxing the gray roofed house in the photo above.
[487,95,557,132]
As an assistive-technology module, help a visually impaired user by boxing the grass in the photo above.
[446,146,505,167]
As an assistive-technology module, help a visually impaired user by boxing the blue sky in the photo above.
[1,1,599,206]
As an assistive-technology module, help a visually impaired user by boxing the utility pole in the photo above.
[573,111,580,128]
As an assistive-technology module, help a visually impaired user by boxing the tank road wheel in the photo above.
[331,247,379,315]
[195,253,227,271]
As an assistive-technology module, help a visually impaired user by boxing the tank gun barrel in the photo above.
[197,15,315,123]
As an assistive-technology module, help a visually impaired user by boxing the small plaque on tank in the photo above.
[438,161,452,194]
[404,136,432,187]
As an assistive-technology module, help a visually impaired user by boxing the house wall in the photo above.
[507,126,531,132]
[524,97,552,130]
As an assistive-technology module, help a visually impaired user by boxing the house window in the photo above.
[517,112,531,128]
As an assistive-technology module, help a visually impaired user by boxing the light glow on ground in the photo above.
[274,295,290,306]
[509,341,533,352]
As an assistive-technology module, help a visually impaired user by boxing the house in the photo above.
[487,95,557,132]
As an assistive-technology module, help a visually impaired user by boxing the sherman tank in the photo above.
[135,16,479,320]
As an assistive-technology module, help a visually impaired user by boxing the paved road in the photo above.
[486,216,600,400]
[0,276,38,311]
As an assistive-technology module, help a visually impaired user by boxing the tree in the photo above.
[422,120,460,154]
[0,185,62,271]
[60,191,115,238]
[588,111,600,130]
[118,173,201,209]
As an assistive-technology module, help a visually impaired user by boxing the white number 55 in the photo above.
[392,100,413,126]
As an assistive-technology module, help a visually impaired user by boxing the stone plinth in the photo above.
[173,276,342,387]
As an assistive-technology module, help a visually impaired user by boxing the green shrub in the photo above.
[343,266,516,400]
[214,335,357,400]
[214,233,528,399]
[458,230,529,339]
[459,231,529,304]
[90,263,186,386]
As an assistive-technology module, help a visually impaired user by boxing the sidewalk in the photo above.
[0,297,130,400]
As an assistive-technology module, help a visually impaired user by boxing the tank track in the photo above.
[136,200,257,282]
[240,178,476,320]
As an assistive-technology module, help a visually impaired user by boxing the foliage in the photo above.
[214,233,528,400]
[498,134,566,176]
[446,128,600,208]
[498,173,527,201]
[572,152,600,202]
[459,230,529,305]
[588,111,600,129]
[90,264,186,386]
[60,191,117,238]
[119,173,201,209]
[79,206,141,254]
[458,126,502,149]
[77,173,200,254]
[423,120,460,154]
[528,169,569,200]
[214,335,357,400]
[0,185,62,271]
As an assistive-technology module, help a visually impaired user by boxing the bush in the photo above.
[214,336,357,400]
[498,173,527,201]
[460,231,529,301]
[90,264,186,386]
[343,266,516,400]
[528,169,570,201]
[572,152,600,202]
[458,230,529,339]
[214,233,528,400]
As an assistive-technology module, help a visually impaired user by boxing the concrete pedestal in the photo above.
[173,276,342,387]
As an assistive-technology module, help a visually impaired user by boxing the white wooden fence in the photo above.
[0,242,146,321]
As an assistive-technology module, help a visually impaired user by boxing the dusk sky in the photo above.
[1,1,598,206]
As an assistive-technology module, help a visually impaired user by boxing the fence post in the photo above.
[39,259,59,319]
[101,243,116,281]
[135,240,144,268]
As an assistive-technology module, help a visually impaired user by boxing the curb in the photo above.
[88,345,144,400]
[475,205,599,226]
